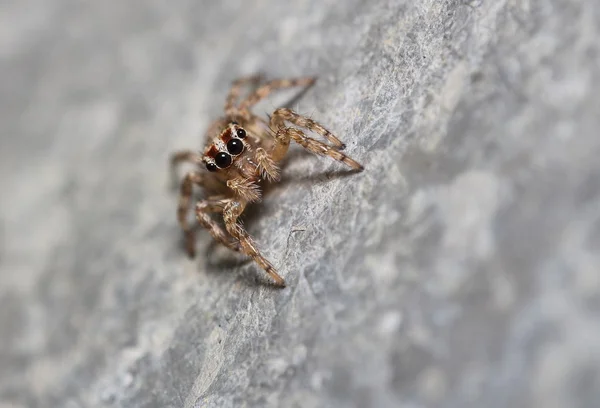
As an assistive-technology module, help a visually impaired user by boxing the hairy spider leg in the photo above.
[222,200,286,287]
[170,150,204,185]
[269,110,363,169]
[175,171,226,257]
[225,74,265,116]
[195,198,242,253]
[270,107,346,149]
[238,77,316,111]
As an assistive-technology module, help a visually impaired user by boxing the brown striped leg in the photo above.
[177,171,218,257]
[170,150,204,185]
[270,107,346,149]
[223,200,286,287]
[224,74,264,116]
[195,199,241,253]
[238,77,316,111]
[270,126,363,170]
[170,150,203,167]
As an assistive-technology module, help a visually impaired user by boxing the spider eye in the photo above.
[227,139,244,155]
[205,162,217,172]
[236,128,246,139]
[215,152,232,168]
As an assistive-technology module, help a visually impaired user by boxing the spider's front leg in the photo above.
[270,107,346,149]
[170,150,203,187]
[222,199,286,287]
[269,124,364,171]
[175,171,227,257]
[170,149,228,189]
[255,147,281,182]
[195,198,242,253]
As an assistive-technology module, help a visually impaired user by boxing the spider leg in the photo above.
[223,199,286,287]
[195,198,242,253]
[170,150,204,185]
[177,171,226,257]
[270,126,363,170]
[170,148,227,188]
[239,77,315,111]
[225,74,264,116]
[270,107,346,149]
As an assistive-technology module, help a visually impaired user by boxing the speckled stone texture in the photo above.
[1,0,599,407]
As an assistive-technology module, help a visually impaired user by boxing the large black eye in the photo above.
[227,139,244,155]
[205,162,217,172]
[214,152,232,168]
[236,128,246,139]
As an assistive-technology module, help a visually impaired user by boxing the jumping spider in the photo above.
[170,75,363,287]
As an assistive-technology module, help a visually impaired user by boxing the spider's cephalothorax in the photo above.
[170,75,364,287]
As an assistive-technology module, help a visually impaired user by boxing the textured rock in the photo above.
[1,1,599,407]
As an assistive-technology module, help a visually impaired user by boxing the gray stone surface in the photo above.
[1,0,599,407]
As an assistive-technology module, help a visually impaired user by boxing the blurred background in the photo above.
[1,1,599,407]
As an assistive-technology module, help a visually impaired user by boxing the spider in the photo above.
[170,75,364,287]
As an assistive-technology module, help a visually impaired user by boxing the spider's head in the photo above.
[203,122,248,172]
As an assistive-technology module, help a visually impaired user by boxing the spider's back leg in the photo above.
[239,77,315,111]
[225,74,264,116]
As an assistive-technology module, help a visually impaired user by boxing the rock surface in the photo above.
[1,0,599,407]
